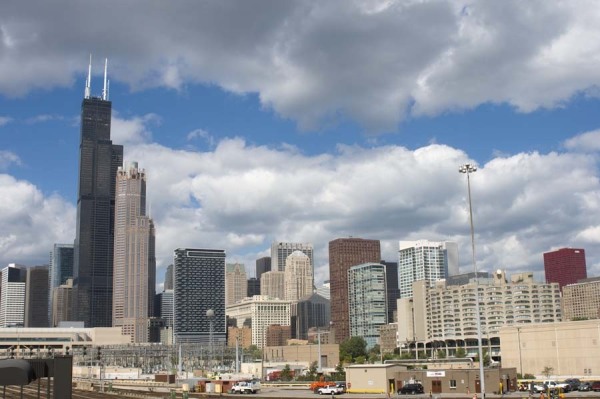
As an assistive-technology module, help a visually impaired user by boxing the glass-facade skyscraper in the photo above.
[73,69,123,327]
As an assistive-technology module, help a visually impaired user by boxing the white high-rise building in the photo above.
[112,162,156,343]
[260,271,285,300]
[0,264,26,327]
[225,263,248,306]
[271,242,313,272]
[284,251,313,302]
[226,295,291,348]
[398,240,458,298]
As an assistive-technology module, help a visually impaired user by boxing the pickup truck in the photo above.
[533,381,569,393]
[231,380,261,394]
[317,385,343,395]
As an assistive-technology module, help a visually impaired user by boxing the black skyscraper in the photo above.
[73,58,123,327]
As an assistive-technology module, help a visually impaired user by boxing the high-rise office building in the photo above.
[544,248,587,290]
[348,263,387,349]
[160,289,174,327]
[295,293,330,341]
[112,162,156,343]
[73,58,124,327]
[256,257,271,280]
[173,248,226,345]
[562,277,600,321]
[329,237,381,343]
[381,260,399,323]
[398,240,458,298]
[49,244,74,324]
[260,270,285,300]
[25,265,49,327]
[51,279,73,327]
[247,277,260,297]
[271,242,313,272]
[225,263,248,306]
[284,251,313,302]
[0,264,26,327]
[226,295,291,348]
[164,264,174,291]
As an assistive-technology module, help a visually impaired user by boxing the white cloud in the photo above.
[119,136,600,283]
[0,151,21,170]
[0,116,12,126]
[563,129,600,152]
[0,174,75,266]
[3,114,600,284]
[187,128,215,147]
[111,112,160,145]
[1,1,599,131]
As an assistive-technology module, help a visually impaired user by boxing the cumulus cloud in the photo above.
[3,121,600,283]
[0,174,75,266]
[1,1,600,131]
[563,129,600,152]
[111,112,160,145]
[116,133,600,283]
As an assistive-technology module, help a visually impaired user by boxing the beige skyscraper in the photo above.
[112,162,156,343]
[225,263,248,306]
[260,270,285,300]
[284,251,313,302]
[52,279,73,327]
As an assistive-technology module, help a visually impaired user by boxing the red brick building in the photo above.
[328,238,380,344]
[543,248,587,290]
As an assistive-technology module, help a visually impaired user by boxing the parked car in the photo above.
[591,381,600,392]
[533,381,569,393]
[398,383,425,394]
[317,385,343,395]
[578,382,592,391]
[230,380,261,394]
[564,378,580,392]
[335,382,347,393]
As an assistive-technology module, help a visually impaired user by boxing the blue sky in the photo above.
[1,0,600,287]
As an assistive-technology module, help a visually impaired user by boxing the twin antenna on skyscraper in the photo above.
[84,54,110,101]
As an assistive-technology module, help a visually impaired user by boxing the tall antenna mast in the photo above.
[84,54,92,99]
[102,58,108,100]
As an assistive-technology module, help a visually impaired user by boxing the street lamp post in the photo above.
[459,163,486,399]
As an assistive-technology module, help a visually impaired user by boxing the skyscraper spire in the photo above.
[84,54,92,99]
[102,58,109,101]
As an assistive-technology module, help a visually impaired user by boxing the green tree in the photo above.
[330,363,346,381]
[280,364,293,381]
[306,361,318,380]
[339,336,367,363]
[354,355,366,364]
[475,348,491,367]
[455,347,467,358]
[436,350,446,359]
[246,345,262,361]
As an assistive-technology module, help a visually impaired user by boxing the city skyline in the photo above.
[1,1,600,289]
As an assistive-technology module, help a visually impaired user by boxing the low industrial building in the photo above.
[0,327,132,353]
[346,362,517,395]
[263,343,339,371]
[500,320,600,378]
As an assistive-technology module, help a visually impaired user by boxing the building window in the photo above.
[450,380,457,389]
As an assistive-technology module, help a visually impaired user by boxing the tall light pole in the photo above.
[459,163,486,399]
